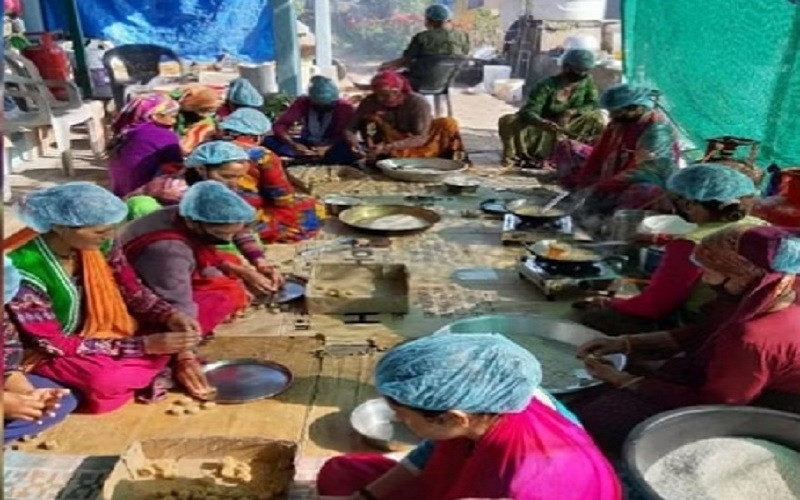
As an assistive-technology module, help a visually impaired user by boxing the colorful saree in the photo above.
[6,238,175,413]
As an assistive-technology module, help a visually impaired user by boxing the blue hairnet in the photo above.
[4,255,21,305]
[376,333,542,414]
[226,78,264,108]
[773,235,800,274]
[425,4,452,22]
[308,75,340,106]
[185,141,250,168]
[562,49,596,71]
[667,163,757,202]
[599,83,654,110]
[178,180,256,224]
[17,182,128,233]
[219,108,272,136]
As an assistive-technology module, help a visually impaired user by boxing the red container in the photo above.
[780,168,800,207]
[22,32,73,101]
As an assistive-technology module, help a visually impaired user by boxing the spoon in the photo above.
[542,191,570,212]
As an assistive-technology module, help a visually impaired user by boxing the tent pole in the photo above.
[62,0,90,97]
[273,0,302,96]
[314,0,333,75]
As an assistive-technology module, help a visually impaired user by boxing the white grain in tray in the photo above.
[502,334,585,389]
[367,215,428,231]
[644,437,800,500]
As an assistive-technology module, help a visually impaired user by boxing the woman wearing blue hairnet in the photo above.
[264,75,360,165]
[317,334,621,500]
[4,255,77,442]
[216,77,264,121]
[6,183,209,414]
[561,83,680,214]
[498,49,605,169]
[577,164,768,336]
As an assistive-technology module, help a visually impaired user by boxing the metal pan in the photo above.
[504,198,569,227]
[526,239,627,274]
[203,359,293,404]
[338,204,441,234]
[479,198,510,216]
[350,398,421,452]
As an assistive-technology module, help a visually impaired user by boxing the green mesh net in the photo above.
[622,1,800,168]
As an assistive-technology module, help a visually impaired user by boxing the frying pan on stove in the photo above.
[505,199,569,228]
[526,240,627,274]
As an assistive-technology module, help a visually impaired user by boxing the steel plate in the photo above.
[338,204,441,234]
[433,314,627,394]
[274,279,306,303]
[202,359,293,404]
[480,198,510,215]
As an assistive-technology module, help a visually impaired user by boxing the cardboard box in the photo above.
[306,262,410,315]
[102,437,297,500]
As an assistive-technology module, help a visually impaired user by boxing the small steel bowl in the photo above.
[443,176,481,195]
[350,398,420,451]
[323,195,362,217]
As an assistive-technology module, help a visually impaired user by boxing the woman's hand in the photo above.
[577,336,628,359]
[240,266,282,294]
[165,310,201,334]
[584,357,637,387]
[4,392,47,422]
[292,142,316,157]
[143,331,201,355]
[572,296,612,310]
[254,261,285,290]
[30,388,70,414]
[176,356,216,400]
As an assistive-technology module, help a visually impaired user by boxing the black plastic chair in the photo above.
[406,56,467,117]
[102,44,186,109]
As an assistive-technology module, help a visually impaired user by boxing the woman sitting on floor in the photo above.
[571,225,800,456]
[578,164,767,336]
[169,84,222,154]
[118,181,266,339]
[217,109,324,243]
[4,255,77,442]
[215,77,264,121]
[264,75,359,165]
[497,49,604,169]
[107,94,183,197]
[561,83,680,214]
[6,183,212,413]
[345,70,468,163]
[317,334,621,500]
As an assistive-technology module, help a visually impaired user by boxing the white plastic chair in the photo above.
[4,50,84,112]
[4,74,105,177]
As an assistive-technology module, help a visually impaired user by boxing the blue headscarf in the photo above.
[226,78,264,108]
[667,163,757,202]
[562,49,596,71]
[219,108,272,136]
[425,4,452,22]
[17,182,128,233]
[599,83,654,111]
[178,180,256,224]
[185,141,250,168]
[376,333,542,414]
[4,255,21,305]
[308,75,340,106]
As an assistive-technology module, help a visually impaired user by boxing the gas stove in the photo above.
[501,214,591,245]
[517,255,621,301]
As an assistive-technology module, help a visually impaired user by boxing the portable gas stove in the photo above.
[501,214,591,245]
[517,255,622,301]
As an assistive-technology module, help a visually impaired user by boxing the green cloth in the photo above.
[402,28,471,60]
[498,111,604,164]
[9,237,82,334]
[518,75,600,125]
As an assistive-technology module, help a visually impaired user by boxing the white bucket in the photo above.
[482,65,511,93]
[533,0,608,21]
[238,62,278,94]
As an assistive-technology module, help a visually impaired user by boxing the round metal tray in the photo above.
[338,204,441,234]
[376,158,467,183]
[203,359,293,404]
[433,314,627,394]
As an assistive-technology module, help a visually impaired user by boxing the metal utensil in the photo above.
[338,205,441,234]
[202,359,293,404]
[542,190,570,212]
[350,398,421,451]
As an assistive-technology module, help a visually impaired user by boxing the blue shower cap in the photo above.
[185,141,250,168]
[308,75,340,106]
[17,182,128,233]
[226,78,264,108]
[600,83,654,110]
[219,108,272,136]
[4,255,21,304]
[773,235,800,274]
[178,180,256,224]
[376,333,542,414]
[667,163,757,202]
[425,4,452,22]
[562,49,596,71]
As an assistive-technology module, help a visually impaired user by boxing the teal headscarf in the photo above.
[600,83,654,110]
[308,75,340,106]
[425,4,452,22]
[562,49,596,71]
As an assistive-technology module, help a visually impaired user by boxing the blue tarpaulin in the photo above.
[40,0,275,62]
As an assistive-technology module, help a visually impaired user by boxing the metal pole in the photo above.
[62,0,91,97]
[314,0,334,75]
[272,0,302,96]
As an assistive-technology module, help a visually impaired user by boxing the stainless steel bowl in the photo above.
[323,195,363,217]
[443,175,481,195]
[350,398,420,451]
